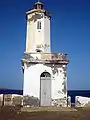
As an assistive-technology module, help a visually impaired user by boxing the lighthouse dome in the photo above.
[34,1,44,10]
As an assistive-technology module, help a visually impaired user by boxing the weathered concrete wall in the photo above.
[26,12,50,53]
[23,64,51,97]
[44,16,50,52]
[75,96,90,107]
[23,63,67,107]
[0,94,23,106]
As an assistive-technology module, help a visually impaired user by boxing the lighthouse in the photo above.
[22,1,69,107]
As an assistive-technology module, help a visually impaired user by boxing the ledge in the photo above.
[21,52,69,65]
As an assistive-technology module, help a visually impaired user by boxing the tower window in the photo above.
[37,21,41,29]
[37,4,41,9]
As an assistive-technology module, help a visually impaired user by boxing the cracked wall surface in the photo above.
[26,13,50,53]
[23,63,68,107]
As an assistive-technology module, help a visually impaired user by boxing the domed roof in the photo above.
[34,1,44,10]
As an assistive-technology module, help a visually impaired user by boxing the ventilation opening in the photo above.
[36,49,42,53]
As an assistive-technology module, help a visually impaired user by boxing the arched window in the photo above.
[37,21,41,29]
[40,72,51,77]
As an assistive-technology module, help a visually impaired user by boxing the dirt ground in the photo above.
[0,106,90,120]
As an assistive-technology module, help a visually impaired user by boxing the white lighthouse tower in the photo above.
[22,1,69,107]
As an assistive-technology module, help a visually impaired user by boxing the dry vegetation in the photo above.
[0,106,90,120]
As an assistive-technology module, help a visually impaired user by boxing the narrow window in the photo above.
[37,21,41,29]
[40,22,41,29]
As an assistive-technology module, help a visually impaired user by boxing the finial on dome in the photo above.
[37,0,41,2]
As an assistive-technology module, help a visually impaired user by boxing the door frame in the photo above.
[40,72,51,106]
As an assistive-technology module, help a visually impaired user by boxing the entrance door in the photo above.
[40,72,51,106]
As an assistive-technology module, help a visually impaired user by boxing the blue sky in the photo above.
[0,0,90,90]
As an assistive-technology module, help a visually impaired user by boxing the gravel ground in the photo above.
[0,106,90,120]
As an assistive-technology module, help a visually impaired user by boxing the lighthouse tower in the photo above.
[22,1,69,107]
[26,1,50,53]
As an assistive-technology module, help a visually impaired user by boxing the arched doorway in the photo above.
[40,72,51,106]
